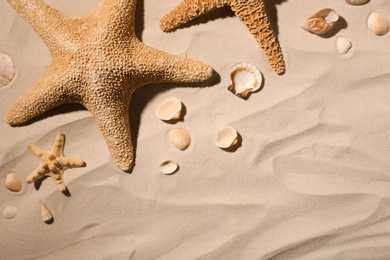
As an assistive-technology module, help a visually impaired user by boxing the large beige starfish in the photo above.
[160,0,285,74]
[27,132,86,192]
[5,0,213,170]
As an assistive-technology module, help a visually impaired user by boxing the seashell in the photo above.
[40,203,53,223]
[155,97,182,121]
[169,128,191,150]
[159,160,179,175]
[367,12,389,36]
[3,205,17,219]
[0,53,15,88]
[228,63,262,99]
[346,0,369,5]
[337,37,352,55]
[301,8,339,35]
[4,172,22,192]
[214,126,238,149]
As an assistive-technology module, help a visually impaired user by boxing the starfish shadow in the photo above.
[135,0,145,41]
[265,0,288,38]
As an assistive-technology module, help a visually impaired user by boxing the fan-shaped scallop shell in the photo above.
[169,128,191,150]
[4,172,22,192]
[0,53,15,88]
[367,12,389,36]
[337,37,352,55]
[228,63,262,99]
[155,97,182,121]
[159,160,179,175]
[301,8,339,35]
[214,126,238,149]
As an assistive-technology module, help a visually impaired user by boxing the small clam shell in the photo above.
[155,97,182,121]
[0,53,15,88]
[40,203,53,223]
[214,126,238,149]
[3,205,17,219]
[159,160,179,175]
[4,172,22,192]
[169,128,191,150]
[346,0,369,5]
[228,63,262,99]
[337,37,352,55]
[367,12,389,36]
[301,8,339,35]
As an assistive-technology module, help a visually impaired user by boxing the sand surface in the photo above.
[1,0,390,259]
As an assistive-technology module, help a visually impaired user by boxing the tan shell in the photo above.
[367,12,389,36]
[0,53,15,88]
[40,203,53,223]
[337,37,352,55]
[346,0,369,5]
[159,160,179,175]
[301,8,339,35]
[155,97,182,121]
[3,205,17,219]
[214,126,238,149]
[228,63,262,99]
[4,172,22,192]
[169,128,191,150]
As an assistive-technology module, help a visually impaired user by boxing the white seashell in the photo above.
[4,172,22,192]
[228,63,262,99]
[0,53,15,88]
[155,97,182,121]
[40,203,53,223]
[337,37,352,55]
[301,8,339,35]
[3,205,17,219]
[346,0,369,5]
[159,160,179,175]
[169,128,191,150]
[367,12,389,36]
[214,126,238,149]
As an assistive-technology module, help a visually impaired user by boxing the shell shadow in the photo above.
[318,16,348,38]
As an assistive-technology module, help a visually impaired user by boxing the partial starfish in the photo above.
[160,0,285,74]
[27,132,86,192]
[5,0,213,170]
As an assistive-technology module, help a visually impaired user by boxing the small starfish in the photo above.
[5,0,213,170]
[27,132,86,192]
[160,0,285,74]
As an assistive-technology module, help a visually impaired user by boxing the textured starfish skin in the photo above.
[5,0,213,170]
[160,0,285,74]
[27,132,86,192]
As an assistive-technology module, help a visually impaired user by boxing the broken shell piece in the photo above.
[40,203,53,223]
[159,160,179,175]
[4,172,22,192]
[367,12,389,36]
[337,37,352,55]
[301,8,339,35]
[346,0,369,5]
[0,53,15,88]
[3,205,17,219]
[155,97,182,121]
[214,126,238,149]
[228,63,262,99]
[169,128,191,150]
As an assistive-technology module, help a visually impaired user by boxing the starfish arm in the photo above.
[57,157,86,169]
[26,164,49,184]
[85,97,133,171]
[160,0,230,31]
[5,64,79,126]
[6,0,75,55]
[27,144,46,158]
[230,0,285,74]
[138,44,213,84]
[48,172,67,192]
[51,133,65,158]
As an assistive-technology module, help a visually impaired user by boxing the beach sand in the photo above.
[1,0,390,258]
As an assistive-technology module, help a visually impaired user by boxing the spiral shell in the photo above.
[301,8,339,35]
